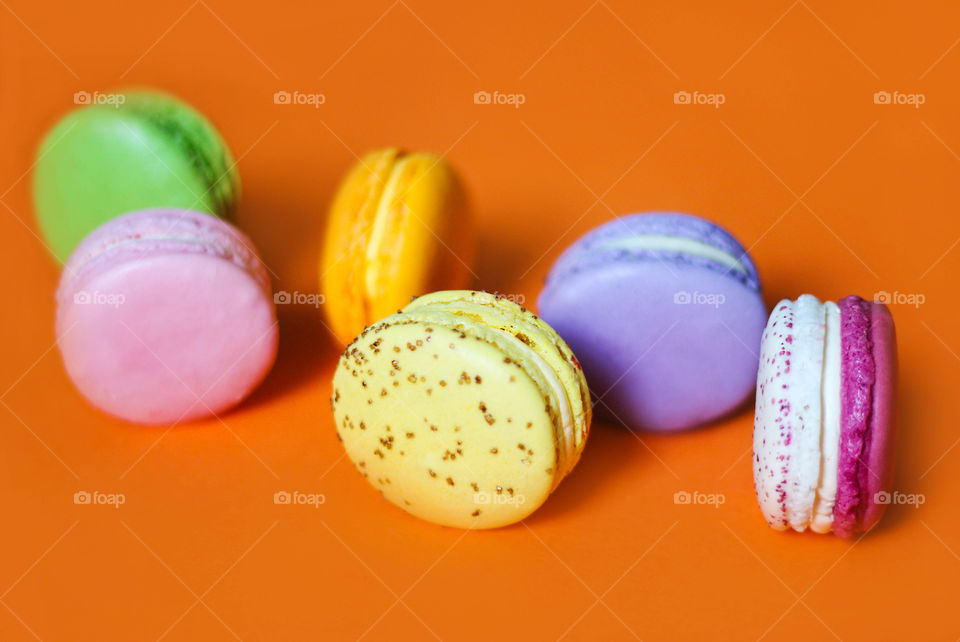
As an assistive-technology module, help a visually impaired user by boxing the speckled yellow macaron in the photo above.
[330,290,591,528]
[320,148,473,344]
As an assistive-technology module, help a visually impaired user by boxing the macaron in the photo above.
[34,90,239,261]
[330,290,590,528]
[538,212,766,432]
[321,148,473,345]
[753,295,897,538]
[56,208,277,425]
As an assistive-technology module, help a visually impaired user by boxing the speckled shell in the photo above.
[753,296,828,531]
[330,291,590,529]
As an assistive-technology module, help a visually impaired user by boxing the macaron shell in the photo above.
[833,296,876,538]
[61,208,268,295]
[545,212,761,292]
[364,153,472,323]
[540,257,764,431]
[34,92,237,261]
[857,301,898,533]
[320,150,472,344]
[57,253,278,424]
[395,306,576,483]
[784,295,829,531]
[406,290,590,451]
[753,295,841,533]
[753,299,796,530]
[321,148,399,342]
[331,320,559,528]
[121,91,238,215]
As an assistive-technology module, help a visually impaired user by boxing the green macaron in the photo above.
[33,90,239,261]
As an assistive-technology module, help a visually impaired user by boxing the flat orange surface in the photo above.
[2,1,959,640]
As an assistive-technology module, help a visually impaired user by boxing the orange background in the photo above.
[2,1,959,640]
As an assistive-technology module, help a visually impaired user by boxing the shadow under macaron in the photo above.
[515,421,646,527]
[592,388,758,436]
[238,302,343,412]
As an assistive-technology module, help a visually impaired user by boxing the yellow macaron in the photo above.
[320,149,473,344]
[330,290,591,528]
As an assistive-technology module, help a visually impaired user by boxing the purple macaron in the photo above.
[537,212,766,431]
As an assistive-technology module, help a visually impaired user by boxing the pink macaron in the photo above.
[753,294,897,538]
[55,208,278,425]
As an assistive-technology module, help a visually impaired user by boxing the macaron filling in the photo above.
[811,300,841,533]
[362,149,411,303]
[543,212,762,294]
[593,235,750,276]
[785,296,827,530]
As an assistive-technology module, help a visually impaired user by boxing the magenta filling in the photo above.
[832,296,876,537]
